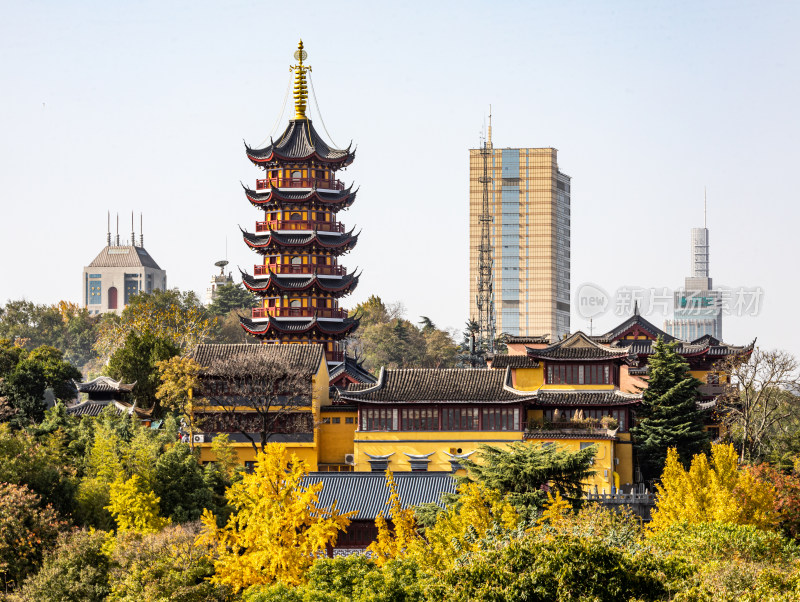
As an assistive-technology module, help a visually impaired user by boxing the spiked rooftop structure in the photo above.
[239,41,360,364]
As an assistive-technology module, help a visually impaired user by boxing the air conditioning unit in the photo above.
[344,453,355,465]
[193,434,205,444]
[614,458,620,465]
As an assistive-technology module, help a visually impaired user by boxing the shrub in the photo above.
[9,529,110,602]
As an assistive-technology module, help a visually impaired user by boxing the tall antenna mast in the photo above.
[704,186,707,229]
[131,211,135,247]
[115,214,120,246]
[140,213,143,247]
[107,211,111,246]
[475,106,496,355]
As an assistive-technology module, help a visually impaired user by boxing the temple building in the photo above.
[83,214,166,315]
[238,41,360,365]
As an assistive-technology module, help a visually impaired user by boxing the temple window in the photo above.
[546,363,611,385]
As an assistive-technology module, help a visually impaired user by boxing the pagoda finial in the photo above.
[291,40,311,120]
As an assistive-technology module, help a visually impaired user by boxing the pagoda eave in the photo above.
[239,315,359,337]
[241,271,359,296]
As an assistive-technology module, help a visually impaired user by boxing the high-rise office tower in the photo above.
[664,209,723,341]
[469,126,571,339]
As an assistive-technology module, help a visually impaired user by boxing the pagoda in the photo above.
[239,41,360,364]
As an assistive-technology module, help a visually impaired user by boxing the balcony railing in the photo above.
[252,307,349,320]
[255,177,345,191]
[326,350,344,363]
[699,383,731,398]
[254,264,346,276]
[525,419,620,435]
[255,220,344,233]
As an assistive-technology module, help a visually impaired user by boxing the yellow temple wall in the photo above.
[318,410,357,465]
[353,430,523,472]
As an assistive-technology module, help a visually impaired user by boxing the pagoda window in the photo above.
[546,363,611,385]
[291,170,301,179]
[400,408,438,431]
[361,408,398,431]
[289,299,301,308]
[290,212,302,221]
[442,407,479,430]
[481,407,520,431]
[291,256,302,266]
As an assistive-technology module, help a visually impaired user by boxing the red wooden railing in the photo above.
[255,220,344,233]
[256,177,345,191]
[252,307,348,320]
[254,264,346,276]
[326,350,344,363]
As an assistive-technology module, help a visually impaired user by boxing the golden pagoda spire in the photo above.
[291,40,311,120]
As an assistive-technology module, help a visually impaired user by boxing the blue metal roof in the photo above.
[304,472,457,519]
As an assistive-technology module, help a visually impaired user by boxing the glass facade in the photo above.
[500,149,521,335]
[469,146,571,339]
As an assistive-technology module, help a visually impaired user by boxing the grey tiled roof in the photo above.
[534,391,641,406]
[339,368,536,404]
[244,185,356,208]
[246,119,354,164]
[505,335,550,344]
[242,229,359,252]
[66,401,109,416]
[88,245,162,269]
[595,313,675,343]
[329,356,377,384]
[241,271,359,295]
[487,355,539,369]
[527,332,632,361]
[75,376,135,393]
[305,472,456,519]
[239,316,360,337]
[188,343,325,373]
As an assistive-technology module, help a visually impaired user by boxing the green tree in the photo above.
[94,289,214,360]
[152,443,214,523]
[0,301,99,369]
[9,529,110,602]
[2,345,81,425]
[109,523,229,602]
[207,283,259,317]
[0,482,65,592]
[631,337,709,482]
[107,331,180,410]
[459,442,597,518]
[0,422,77,516]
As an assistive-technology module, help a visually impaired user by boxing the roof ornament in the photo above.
[291,40,311,120]
[633,300,640,316]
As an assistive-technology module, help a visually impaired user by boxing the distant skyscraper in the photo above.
[83,214,166,315]
[469,127,571,339]
[664,210,723,341]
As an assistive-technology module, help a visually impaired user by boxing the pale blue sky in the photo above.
[1,1,798,356]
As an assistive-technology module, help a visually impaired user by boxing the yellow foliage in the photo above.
[197,443,353,590]
[106,475,169,534]
[535,490,573,533]
[367,470,421,565]
[406,482,519,571]
[156,356,203,413]
[650,444,779,533]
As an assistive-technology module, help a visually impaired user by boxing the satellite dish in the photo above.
[214,260,229,268]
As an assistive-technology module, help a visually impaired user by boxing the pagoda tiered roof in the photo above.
[241,227,359,253]
[241,270,360,296]
[243,185,357,212]
[245,119,355,166]
[526,332,634,362]
[239,315,360,338]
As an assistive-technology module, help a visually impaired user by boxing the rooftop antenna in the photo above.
[139,213,143,247]
[475,105,496,357]
[115,214,120,246]
[704,186,707,229]
[106,211,111,246]
[487,105,493,149]
[131,211,135,247]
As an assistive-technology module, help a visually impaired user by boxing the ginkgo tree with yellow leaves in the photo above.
[649,443,780,532]
[197,443,353,591]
